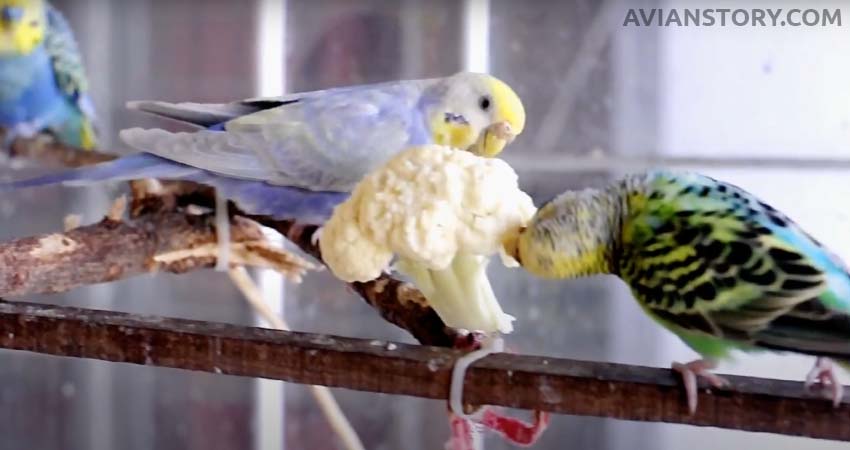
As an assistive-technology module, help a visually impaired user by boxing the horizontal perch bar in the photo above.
[0,300,847,441]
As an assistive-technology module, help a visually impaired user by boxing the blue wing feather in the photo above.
[0,153,347,223]
[2,72,438,221]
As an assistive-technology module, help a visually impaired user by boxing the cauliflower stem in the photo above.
[395,253,514,334]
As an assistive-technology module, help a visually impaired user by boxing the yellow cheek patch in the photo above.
[518,231,608,279]
[487,76,526,135]
[14,27,43,54]
[430,118,476,150]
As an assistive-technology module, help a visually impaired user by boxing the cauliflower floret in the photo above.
[320,145,536,334]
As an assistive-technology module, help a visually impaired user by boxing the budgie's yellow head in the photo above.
[0,0,46,56]
[426,72,525,157]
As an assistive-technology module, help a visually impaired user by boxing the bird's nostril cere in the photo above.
[444,112,469,125]
[1,7,24,23]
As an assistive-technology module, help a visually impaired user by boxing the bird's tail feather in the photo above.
[0,152,347,223]
[0,154,199,191]
[127,101,260,129]
[194,174,348,224]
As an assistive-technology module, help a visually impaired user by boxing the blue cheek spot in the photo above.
[443,112,469,125]
[1,7,24,23]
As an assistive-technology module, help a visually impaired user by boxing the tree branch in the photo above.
[0,132,459,346]
[0,212,267,296]
[2,132,116,168]
[0,300,847,442]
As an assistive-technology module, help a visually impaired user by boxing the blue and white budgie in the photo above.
[0,0,97,149]
[4,72,525,224]
[507,169,850,413]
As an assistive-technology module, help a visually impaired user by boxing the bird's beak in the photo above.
[501,225,525,266]
[471,121,517,157]
[479,75,525,157]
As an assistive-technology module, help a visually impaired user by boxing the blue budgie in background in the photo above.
[2,72,526,224]
[0,0,98,150]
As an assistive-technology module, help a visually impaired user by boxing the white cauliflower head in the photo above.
[320,145,536,333]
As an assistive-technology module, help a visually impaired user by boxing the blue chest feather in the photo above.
[0,47,69,124]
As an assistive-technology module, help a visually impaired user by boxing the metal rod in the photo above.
[504,154,850,172]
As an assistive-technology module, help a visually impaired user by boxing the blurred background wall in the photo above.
[0,0,848,449]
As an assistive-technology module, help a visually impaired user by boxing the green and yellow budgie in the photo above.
[0,0,97,149]
[507,169,850,413]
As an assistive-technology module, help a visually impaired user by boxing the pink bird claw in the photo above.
[672,359,729,414]
[309,226,323,247]
[805,357,844,408]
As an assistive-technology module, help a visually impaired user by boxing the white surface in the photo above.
[659,1,850,158]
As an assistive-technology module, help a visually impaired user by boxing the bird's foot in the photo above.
[214,191,231,271]
[805,357,844,408]
[310,226,323,247]
[672,359,730,414]
[2,121,45,150]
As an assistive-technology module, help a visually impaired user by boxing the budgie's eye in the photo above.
[479,96,491,111]
[29,20,39,28]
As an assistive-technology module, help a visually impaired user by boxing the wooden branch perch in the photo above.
[0,132,458,346]
[2,132,116,168]
[1,300,848,442]
[0,213,266,296]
